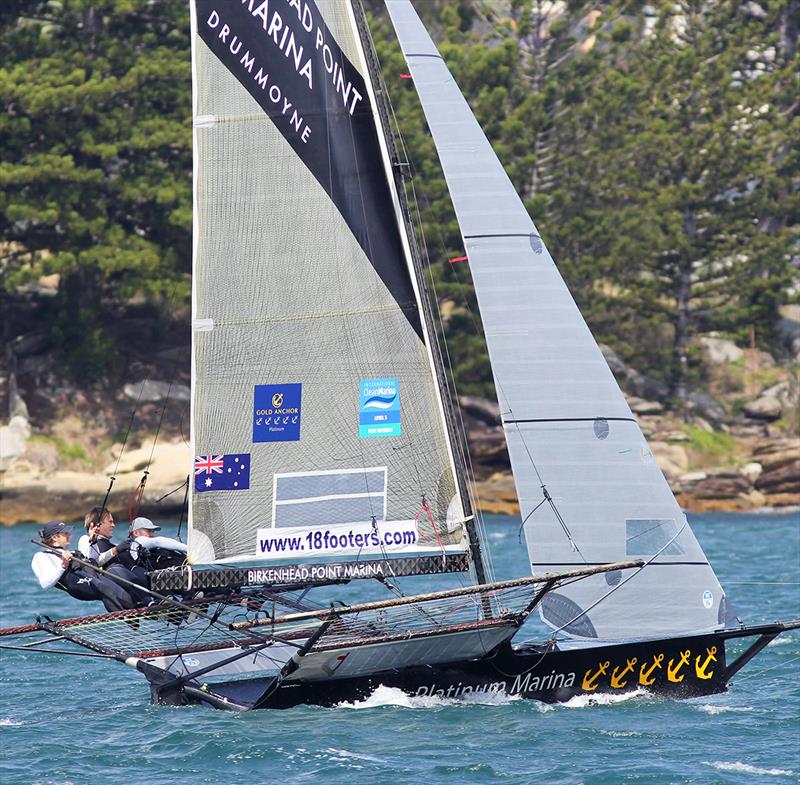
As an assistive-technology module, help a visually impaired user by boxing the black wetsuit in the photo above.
[55,559,137,613]
[90,538,150,604]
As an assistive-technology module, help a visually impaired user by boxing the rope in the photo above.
[730,654,800,684]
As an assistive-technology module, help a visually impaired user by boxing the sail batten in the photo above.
[386,0,731,640]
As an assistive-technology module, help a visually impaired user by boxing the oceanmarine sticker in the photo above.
[253,384,302,442]
[359,378,401,438]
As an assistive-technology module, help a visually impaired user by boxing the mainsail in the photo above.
[386,0,732,640]
[188,0,471,569]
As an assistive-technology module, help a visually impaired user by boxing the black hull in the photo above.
[161,628,773,711]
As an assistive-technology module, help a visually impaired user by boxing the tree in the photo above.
[0,0,191,377]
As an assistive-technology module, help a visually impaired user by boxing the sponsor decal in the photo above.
[253,383,302,442]
[255,520,418,559]
[702,589,714,608]
[194,453,251,492]
[359,378,401,438]
[247,561,388,584]
[415,681,508,699]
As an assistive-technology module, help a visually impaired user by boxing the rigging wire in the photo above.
[547,521,690,640]
[398,112,581,569]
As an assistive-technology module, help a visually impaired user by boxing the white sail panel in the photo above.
[188,0,468,564]
[386,0,731,640]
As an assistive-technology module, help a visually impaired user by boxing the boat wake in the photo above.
[0,718,24,726]
[558,689,650,708]
[704,761,796,777]
[336,685,519,710]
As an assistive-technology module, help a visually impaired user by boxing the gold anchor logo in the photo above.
[638,653,664,686]
[695,646,717,680]
[581,661,610,691]
[610,658,637,689]
[667,650,691,683]
[272,392,284,408]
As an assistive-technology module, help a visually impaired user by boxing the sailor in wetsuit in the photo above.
[78,507,150,604]
[31,521,137,612]
[116,517,188,581]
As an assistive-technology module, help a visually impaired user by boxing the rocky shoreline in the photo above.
[1,329,798,525]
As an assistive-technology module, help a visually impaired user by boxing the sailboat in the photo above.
[1,0,796,711]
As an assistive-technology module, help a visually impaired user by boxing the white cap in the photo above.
[130,516,161,532]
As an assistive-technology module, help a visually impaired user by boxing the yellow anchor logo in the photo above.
[610,658,637,689]
[695,646,717,680]
[638,653,664,686]
[272,392,284,408]
[581,661,610,692]
[667,650,692,683]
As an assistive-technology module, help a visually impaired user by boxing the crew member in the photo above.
[31,521,137,613]
[117,517,188,577]
[79,507,149,604]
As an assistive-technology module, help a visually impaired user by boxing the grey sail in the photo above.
[187,0,470,567]
[386,0,731,640]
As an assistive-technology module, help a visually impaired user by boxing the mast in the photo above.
[349,0,489,585]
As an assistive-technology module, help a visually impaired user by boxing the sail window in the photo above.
[272,468,387,529]
[625,519,685,557]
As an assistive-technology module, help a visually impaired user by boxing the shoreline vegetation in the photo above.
[0,2,798,524]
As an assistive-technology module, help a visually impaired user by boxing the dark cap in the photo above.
[41,521,73,540]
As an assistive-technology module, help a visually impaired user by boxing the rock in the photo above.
[744,1,766,17]
[692,416,715,433]
[471,472,519,516]
[466,426,509,472]
[0,415,31,470]
[743,348,776,369]
[777,305,800,361]
[123,379,191,403]
[740,462,763,483]
[699,336,744,364]
[652,441,689,478]
[753,439,800,495]
[599,344,670,402]
[628,397,664,415]
[102,440,190,479]
[689,469,752,499]
[459,395,501,426]
[686,392,726,425]
[743,396,782,421]
[664,431,690,442]
[679,471,708,483]
[10,331,50,357]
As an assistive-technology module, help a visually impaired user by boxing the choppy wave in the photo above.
[696,704,755,715]
[0,718,24,726]
[704,761,796,777]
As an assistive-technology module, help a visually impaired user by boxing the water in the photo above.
[1,513,798,785]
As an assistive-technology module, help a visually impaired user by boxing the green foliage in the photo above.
[683,425,736,461]
[29,434,89,464]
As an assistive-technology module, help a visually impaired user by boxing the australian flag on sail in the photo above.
[194,453,250,493]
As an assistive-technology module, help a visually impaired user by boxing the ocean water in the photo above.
[1,512,798,785]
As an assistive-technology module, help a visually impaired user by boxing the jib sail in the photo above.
[386,0,733,640]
